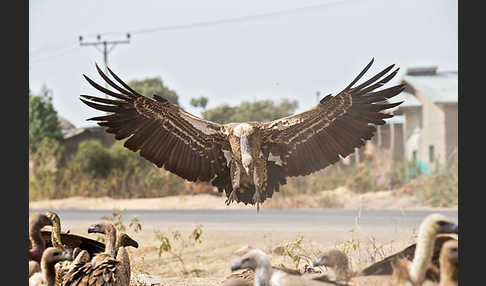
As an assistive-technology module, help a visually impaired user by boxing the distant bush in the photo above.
[67,140,114,178]
[412,157,458,207]
[29,138,188,200]
[29,138,455,206]
[29,137,64,200]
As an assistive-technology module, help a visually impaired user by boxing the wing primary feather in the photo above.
[356,68,400,95]
[153,94,168,103]
[95,64,134,96]
[82,74,131,100]
[351,63,395,92]
[343,58,375,90]
[367,101,404,112]
[106,66,143,97]
[80,94,124,105]
[364,84,406,100]
[79,98,123,113]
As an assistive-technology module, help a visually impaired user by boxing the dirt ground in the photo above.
[29,186,457,211]
[30,188,456,285]
[61,221,421,286]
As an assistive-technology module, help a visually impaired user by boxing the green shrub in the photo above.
[67,140,114,178]
[413,159,458,207]
[29,137,64,200]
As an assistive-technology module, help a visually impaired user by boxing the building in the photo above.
[58,116,116,165]
[390,66,458,172]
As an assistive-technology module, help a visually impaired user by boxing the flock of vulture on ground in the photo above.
[29,211,458,286]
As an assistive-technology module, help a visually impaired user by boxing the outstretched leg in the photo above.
[252,159,267,212]
[226,161,241,205]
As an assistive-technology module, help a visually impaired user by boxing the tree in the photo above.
[128,77,179,105]
[29,85,63,152]
[190,96,208,110]
[202,99,298,124]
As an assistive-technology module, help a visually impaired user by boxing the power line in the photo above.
[30,44,79,63]
[78,33,131,90]
[30,0,350,60]
[86,0,350,36]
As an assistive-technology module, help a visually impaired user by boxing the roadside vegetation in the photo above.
[28,82,457,208]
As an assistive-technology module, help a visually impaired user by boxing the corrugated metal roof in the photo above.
[62,127,88,139]
[402,72,457,103]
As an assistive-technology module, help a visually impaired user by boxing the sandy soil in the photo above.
[60,222,421,286]
[30,188,456,285]
[29,187,457,211]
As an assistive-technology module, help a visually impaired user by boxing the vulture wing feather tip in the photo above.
[153,94,168,103]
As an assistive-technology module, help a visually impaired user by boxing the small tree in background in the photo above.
[128,77,179,105]
[29,85,63,152]
[202,99,298,124]
[190,96,208,111]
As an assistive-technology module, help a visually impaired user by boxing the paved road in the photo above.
[29,209,458,229]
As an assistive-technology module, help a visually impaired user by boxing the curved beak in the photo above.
[313,256,327,267]
[231,261,242,272]
[87,225,97,233]
[439,222,458,234]
[62,251,73,261]
[128,237,139,248]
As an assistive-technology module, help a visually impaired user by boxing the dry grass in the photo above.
[122,224,418,286]
[48,208,438,286]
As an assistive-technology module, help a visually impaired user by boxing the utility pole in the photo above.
[79,33,131,90]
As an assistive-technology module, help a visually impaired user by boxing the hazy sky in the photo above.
[29,0,457,128]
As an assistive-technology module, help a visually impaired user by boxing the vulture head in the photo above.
[312,249,349,269]
[42,247,73,265]
[88,221,116,235]
[231,248,271,272]
[117,232,139,249]
[422,214,458,236]
[30,213,53,230]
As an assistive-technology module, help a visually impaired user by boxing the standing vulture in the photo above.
[80,58,404,209]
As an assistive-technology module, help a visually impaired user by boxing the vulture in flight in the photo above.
[80,58,404,210]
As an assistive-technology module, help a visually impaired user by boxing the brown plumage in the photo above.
[389,214,458,286]
[391,239,459,286]
[359,234,457,277]
[438,240,458,286]
[228,248,348,286]
[391,239,458,286]
[114,233,139,286]
[310,214,458,286]
[80,58,404,209]
[51,210,138,286]
[62,221,127,286]
[30,260,41,277]
[312,249,353,283]
[29,247,73,286]
[29,213,53,263]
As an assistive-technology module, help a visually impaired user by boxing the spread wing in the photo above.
[80,65,231,185]
[41,230,105,256]
[261,58,405,177]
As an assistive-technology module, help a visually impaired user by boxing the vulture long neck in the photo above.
[409,222,437,285]
[40,259,57,286]
[49,215,65,251]
[104,227,117,257]
[254,260,273,286]
[440,253,458,286]
[334,260,352,282]
[29,221,45,250]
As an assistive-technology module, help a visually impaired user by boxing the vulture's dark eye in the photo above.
[437,221,447,226]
